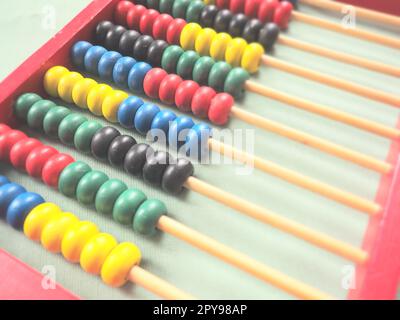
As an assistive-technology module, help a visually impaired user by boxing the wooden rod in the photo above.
[244,81,400,140]
[128,265,196,300]
[291,11,400,49]
[157,215,334,300]
[231,106,392,174]
[262,56,400,108]
[184,177,369,264]
[278,35,400,77]
[208,138,381,215]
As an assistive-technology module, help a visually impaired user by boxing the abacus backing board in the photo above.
[0,0,399,299]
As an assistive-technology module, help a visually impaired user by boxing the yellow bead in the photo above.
[180,23,202,51]
[58,72,84,103]
[241,43,264,74]
[203,0,215,4]
[80,233,118,275]
[23,203,62,242]
[72,78,98,109]
[225,38,248,67]
[87,84,113,116]
[102,90,128,123]
[41,212,79,253]
[44,66,69,98]
[195,28,216,56]
[210,33,232,61]
[61,221,99,263]
[101,242,141,287]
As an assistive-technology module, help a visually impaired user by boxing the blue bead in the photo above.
[0,176,10,187]
[168,116,195,149]
[113,57,137,87]
[84,45,107,75]
[134,103,161,135]
[150,110,177,141]
[71,41,93,69]
[0,183,26,217]
[6,192,45,230]
[98,51,122,80]
[185,123,212,159]
[117,97,144,128]
[127,62,152,92]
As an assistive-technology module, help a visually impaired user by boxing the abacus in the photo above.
[0,0,399,300]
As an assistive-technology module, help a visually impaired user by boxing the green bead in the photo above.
[147,0,160,9]
[172,0,191,19]
[161,45,184,74]
[74,120,103,153]
[43,106,71,137]
[112,189,147,225]
[133,199,167,235]
[208,62,232,92]
[58,161,92,198]
[14,93,42,121]
[176,50,200,80]
[26,100,55,130]
[58,113,88,145]
[95,179,128,215]
[193,56,215,85]
[76,170,109,206]
[224,67,250,99]
[159,0,174,13]
[186,0,205,22]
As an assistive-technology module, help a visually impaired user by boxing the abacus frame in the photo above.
[0,0,399,300]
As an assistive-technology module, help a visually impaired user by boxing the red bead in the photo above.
[244,0,262,18]
[114,1,135,26]
[208,93,234,125]
[153,14,174,40]
[9,138,43,170]
[143,68,169,99]
[175,81,200,112]
[159,74,183,105]
[229,0,245,13]
[42,153,75,187]
[140,9,160,35]
[191,87,216,119]
[166,19,186,45]
[0,124,11,135]
[126,5,147,30]
[258,0,279,22]
[25,146,58,178]
[216,0,230,8]
[274,1,293,30]
[0,130,27,161]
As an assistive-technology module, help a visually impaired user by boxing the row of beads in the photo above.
[72,41,235,124]
[43,66,213,156]
[0,123,167,235]
[14,93,195,194]
[113,3,265,73]
[0,175,142,288]
[94,21,250,98]
[117,0,280,50]
[208,0,294,29]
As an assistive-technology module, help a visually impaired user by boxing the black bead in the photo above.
[162,158,194,194]
[214,9,233,33]
[142,151,171,186]
[91,126,121,161]
[119,30,141,56]
[104,25,127,51]
[228,13,248,37]
[107,135,137,167]
[95,21,114,44]
[124,143,154,176]
[242,19,263,43]
[200,5,219,28]
[258,23,280,51]
[147,40,169,67]
[133,35,154,62]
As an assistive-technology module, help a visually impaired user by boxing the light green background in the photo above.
[0,1,399,299]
